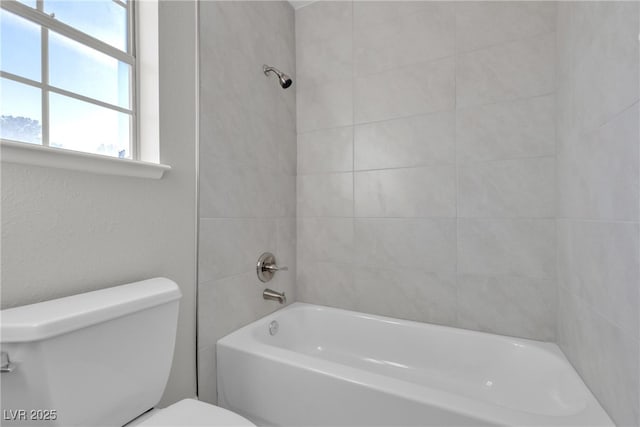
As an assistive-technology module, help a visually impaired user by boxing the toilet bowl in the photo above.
[0,278,254,427]
[127,399,254,427]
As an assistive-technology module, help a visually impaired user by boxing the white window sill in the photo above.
[0,141,171,179]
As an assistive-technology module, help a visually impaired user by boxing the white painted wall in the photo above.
[0,1,198,407]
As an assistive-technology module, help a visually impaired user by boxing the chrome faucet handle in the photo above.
[264,264,288,272]
[257,252,288,282]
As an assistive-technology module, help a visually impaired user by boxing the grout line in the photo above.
[201,216,639,224]
[453,0,460,329]
[194,0,202,398]
[345,29,556,82]
[350,0,356,278]
[297,92,556,135]
[455,92,556,114]
[456,29,558,57]
[553,24,561,342]
[297,140,557,176]
[557,100,640,150]
[556,217,640,225]
[593,100,640,133]
[293,262,552,282]
[559,282,639,341]
[352,52,458,80]
[298,216,557,221]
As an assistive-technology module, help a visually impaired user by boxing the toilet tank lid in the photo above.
[1,278,182,343]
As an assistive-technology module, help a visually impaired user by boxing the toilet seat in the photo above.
[133,398,255,426]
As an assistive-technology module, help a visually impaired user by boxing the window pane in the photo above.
[0,10,41,82]
[49,31,130,109]
[0,78,42,144]
[50,93,130,158]
[44,0,128,51]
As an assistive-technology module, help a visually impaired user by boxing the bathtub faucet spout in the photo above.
[263,288,286,304]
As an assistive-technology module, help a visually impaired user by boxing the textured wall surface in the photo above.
[296,1,557,341]
[197,1,296,404]
[0,1,199,406]
[556,2,639,425]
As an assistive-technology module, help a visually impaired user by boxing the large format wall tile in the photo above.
[353,1,455,76]
[295,2,353,133]
[275,218,297,294]
[354,111,455,170]
[458,219,555,278]
[297,261,356,308]
[458,157,555,218]
[352,1,435,27]
[355,166,456,218]
[196,346,217,403]
[298,126,353,174]
[456,1,556,53]
[353,267,457,325]
[198,270,295,351]
[456,33,555,108]
[198,218,276,283]
[457,274,555,340]
[298,173,354,217]
[557,288,639,426]
[200,162,291,219]
[355,57,455,123]
[297,79,353,132]
[278,121,297,175]
[298,218,354,264]
[295,1,352,48]
[355,218,456,272]
[557,103,639,221]
[297,34,352,88]
[556,3,639,424]
[571,1,639,133]
[456,95,555,162]
[200,94,279,168]
[197,268,296,401]
[557,220,639,337]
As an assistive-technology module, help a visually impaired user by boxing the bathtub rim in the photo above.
[217,302,614,426]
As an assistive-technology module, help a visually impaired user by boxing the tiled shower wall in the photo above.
[296,1,557,340]
[197,1,296,404]
[556,2,639,425]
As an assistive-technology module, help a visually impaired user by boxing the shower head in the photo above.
[263,65,293,89]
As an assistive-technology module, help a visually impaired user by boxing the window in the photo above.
[0,0,136,159]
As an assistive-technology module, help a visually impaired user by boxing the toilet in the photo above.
[0,278,255,427]
[126,399,253,426]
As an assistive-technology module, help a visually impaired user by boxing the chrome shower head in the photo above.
[263,64,292,89]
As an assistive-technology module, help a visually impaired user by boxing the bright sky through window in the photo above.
[0,0,135,159]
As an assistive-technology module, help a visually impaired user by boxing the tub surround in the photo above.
[556,2,640,425]
[197,0,297,404]
[293,2,639,424]
[295,1,557,341]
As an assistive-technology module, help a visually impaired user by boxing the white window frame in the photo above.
[0,0,168,179]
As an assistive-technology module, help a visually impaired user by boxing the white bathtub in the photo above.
[217,303,613,426]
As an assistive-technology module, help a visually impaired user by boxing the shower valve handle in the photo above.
[257,252,288,282]
[264,264,288,272]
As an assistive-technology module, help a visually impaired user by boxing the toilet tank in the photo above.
[0,278,182,427]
